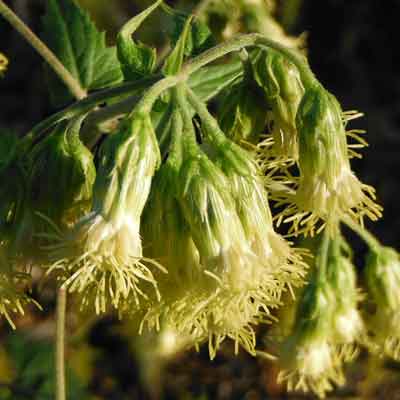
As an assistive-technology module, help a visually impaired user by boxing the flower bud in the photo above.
[365,245,400,359]
[326,240,364,347]
[253,49,305,160]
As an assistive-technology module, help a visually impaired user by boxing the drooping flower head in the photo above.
[364,245,400,360]
[48,112,164,314]
[326,238,364,354]
[253,48,305,162]
[278,233,364,398]
[200,111,306,292]
[276,85,382,235]
[278,277,344,398]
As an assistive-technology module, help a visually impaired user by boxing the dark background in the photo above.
[1,1,399,399]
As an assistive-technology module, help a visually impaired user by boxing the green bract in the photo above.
[253,49,304,160]
[28,119,95,226]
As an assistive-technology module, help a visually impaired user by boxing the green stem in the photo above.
[182,33,316,88]
[342,215,381,251]
[133,76,179,114]
[28,33,316,140]
[28,76,160,138]
[0,0,86,100]
[316,230,331,281]
[184,85,222,139]
[174,84,198,154]
[55,288,67,400]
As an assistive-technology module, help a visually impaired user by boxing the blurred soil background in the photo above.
[1,1,400,399]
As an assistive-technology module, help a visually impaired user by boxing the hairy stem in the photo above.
[28,76,160,138]
[28,33,316,140]
[316,230,331,280]
[55,288,67,400]
[0,0,86,100]
[342,215,381,251]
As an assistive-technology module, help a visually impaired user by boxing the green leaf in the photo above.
[170,14,215,58]
[116,0,162,81]
[188,58,244,101]
[42,0,123,107]
[5,333,88,400]
[162,16,193,76]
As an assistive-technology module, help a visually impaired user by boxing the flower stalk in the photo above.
[56,288,67,400]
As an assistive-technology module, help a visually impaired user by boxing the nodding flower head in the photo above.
[278,279,345,398]
[47,113,164,314]
[276,85,382,236]
[253,49,305,162]
[326,240,364,351]
[142,138,296,358]
[207,135,306,287]
[365,245,400,360]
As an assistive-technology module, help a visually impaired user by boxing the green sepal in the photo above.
[116,0,162,81]
[294,278,335,344]
[296,85,347,178]
[42,0,123,107]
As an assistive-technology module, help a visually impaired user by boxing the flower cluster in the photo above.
[252,49,382,236]
[140,99,306,357]
[1,2,398,398]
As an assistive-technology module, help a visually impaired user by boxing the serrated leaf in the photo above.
[163,16,193,76]
[116,0,162,81]
[42,0,123,107]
